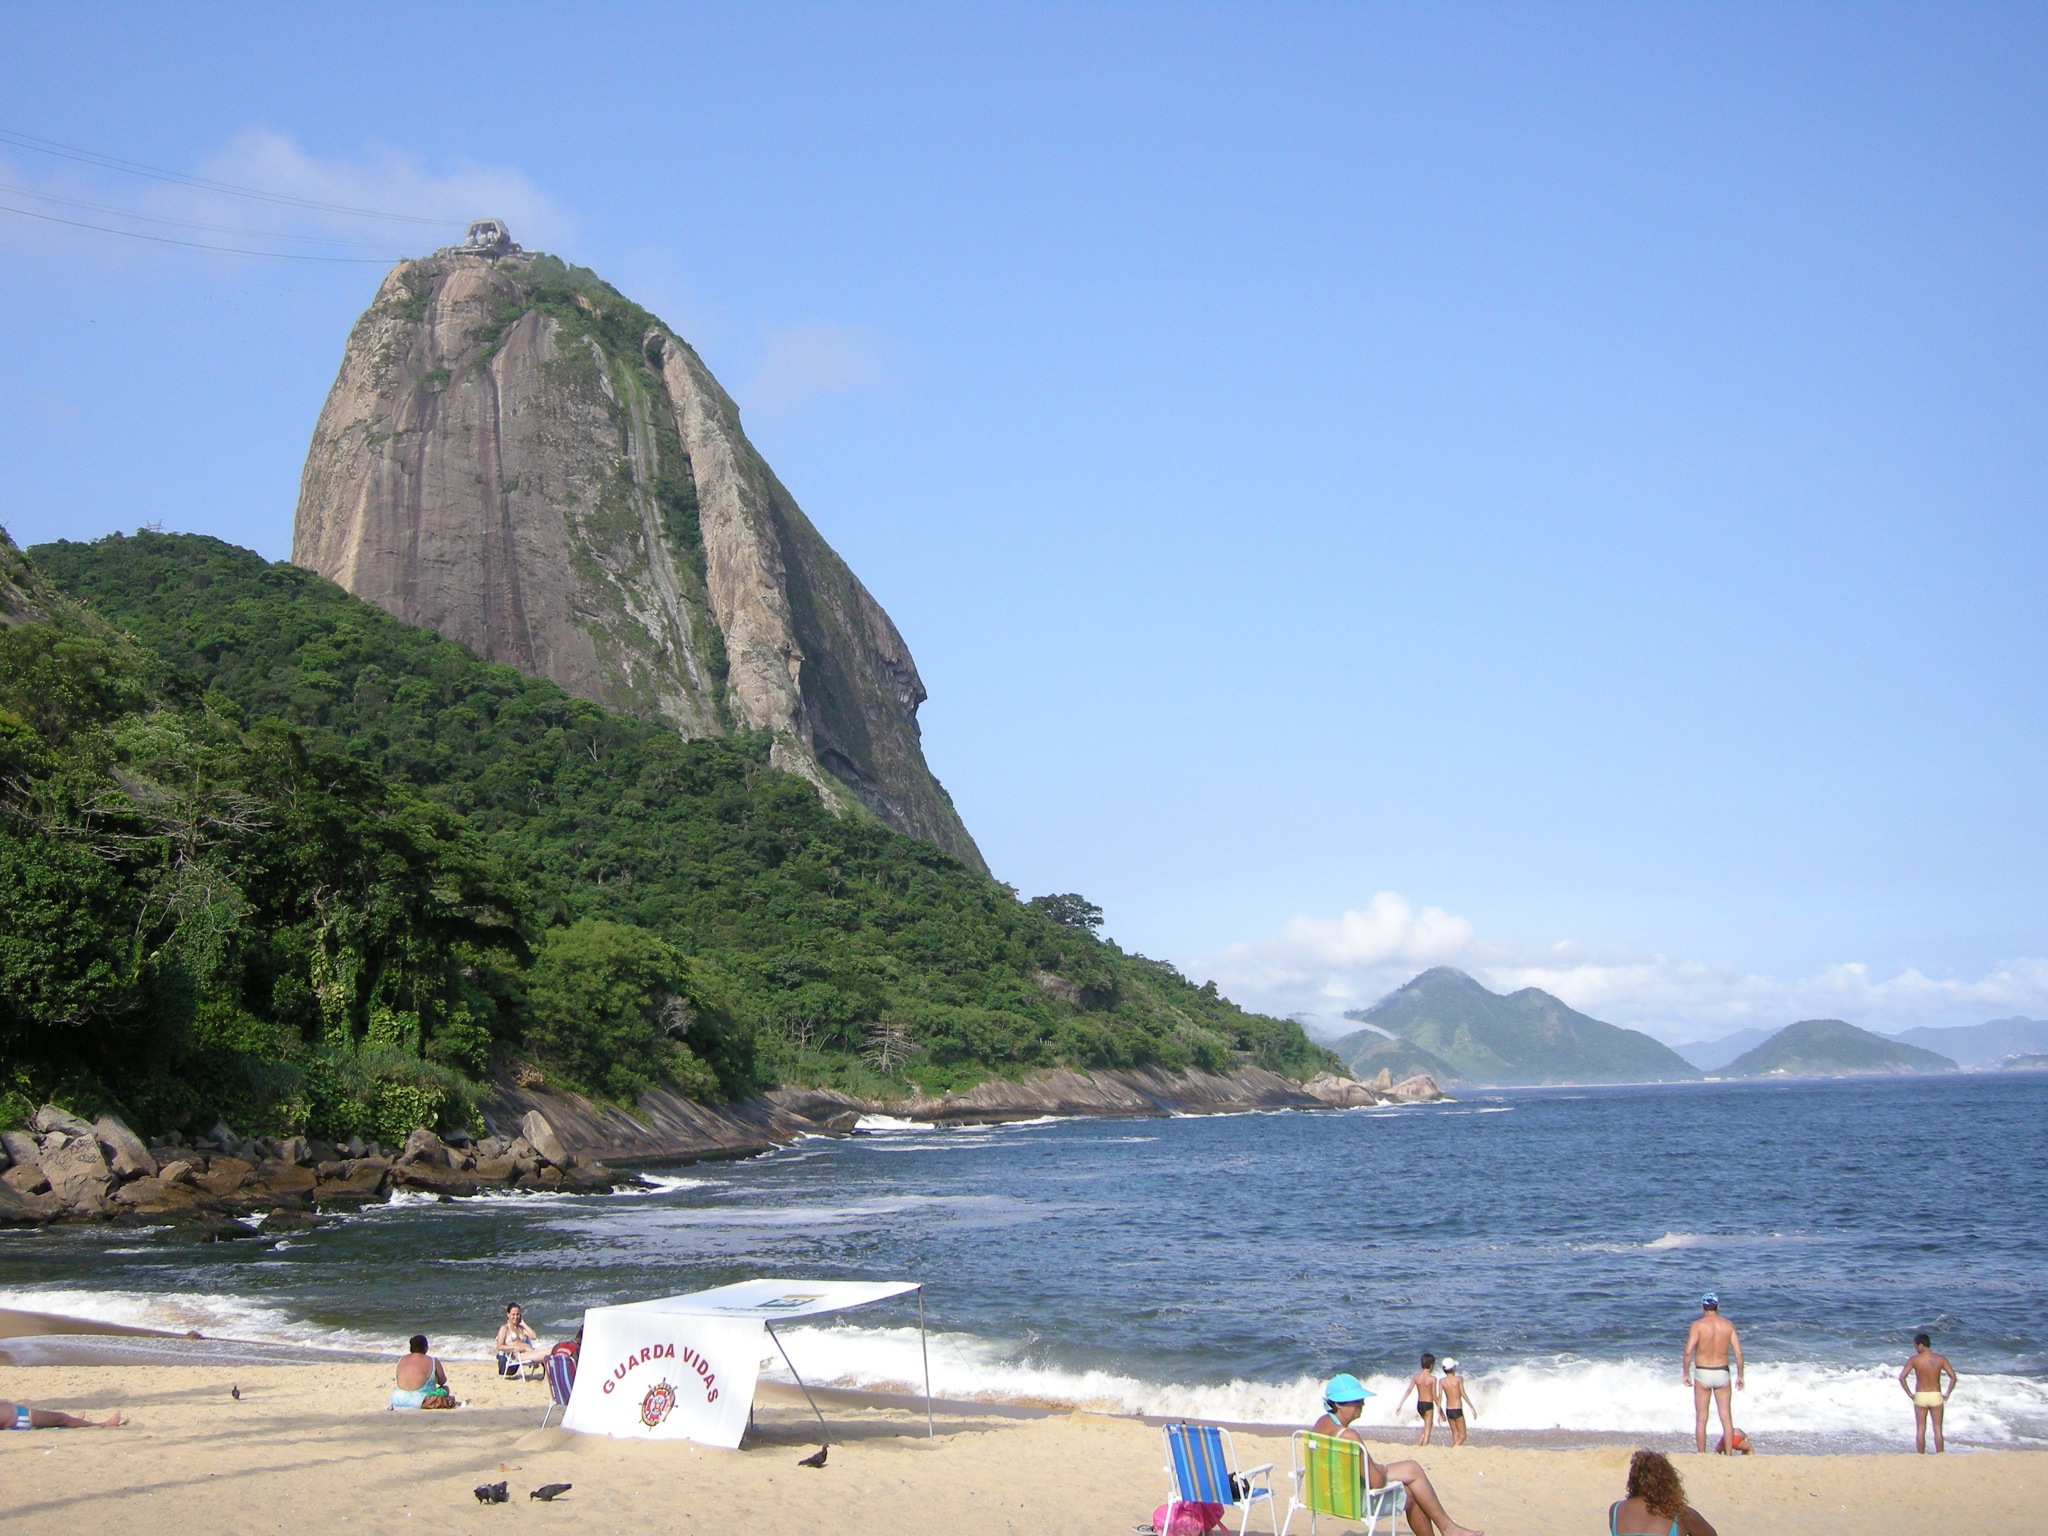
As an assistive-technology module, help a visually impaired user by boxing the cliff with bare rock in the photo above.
[293,235,983,870]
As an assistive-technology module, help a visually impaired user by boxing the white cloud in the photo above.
[741,321,887,413]
[1199,895,2048,1043]
[0,127,569,266]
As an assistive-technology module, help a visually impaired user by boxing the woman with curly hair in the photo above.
[1610,1450,1716,1536]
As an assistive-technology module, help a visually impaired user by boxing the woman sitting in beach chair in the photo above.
[1311,1375,1482,1536]
[1610,1451,1715,1536]
[495,1302,546,1377]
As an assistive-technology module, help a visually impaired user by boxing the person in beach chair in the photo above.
[391,1334,459,1410]
[495,1302,546,1378]
[1,1399,125,1429]
[1310,1375,1482,1536]
[1610,1450,1715,1536]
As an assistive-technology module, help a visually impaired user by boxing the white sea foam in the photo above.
[755,1324,2048,1449]
[0,1285,502,1357]
[635,1174,715,1194]
[853,1114,926,1133]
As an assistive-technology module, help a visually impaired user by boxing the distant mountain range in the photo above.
[1720,1018,1956,1077]
[1679,1015,2048,1071]
[1333,968,1699,1086]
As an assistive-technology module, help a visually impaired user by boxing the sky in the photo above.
[2,3,2043,1043]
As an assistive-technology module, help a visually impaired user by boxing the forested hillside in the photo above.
[2,531,1328,1138]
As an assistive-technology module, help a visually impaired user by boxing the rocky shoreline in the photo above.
[0,1065,1443,1230]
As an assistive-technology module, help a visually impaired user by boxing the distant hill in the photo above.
[1675,1026,1777,1073]
[1886,1017,2048,1067]
[1325,1027,1462,1086]
[1723,1019,1957,1078]
[1347,968,1701,1086]
[2004,1054,2048,1071]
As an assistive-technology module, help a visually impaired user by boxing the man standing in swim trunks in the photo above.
[1683,1293,1743,1453]
[1897,1332,1958,1453]
[1395,1352,1439,1446]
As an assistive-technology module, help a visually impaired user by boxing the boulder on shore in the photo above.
[519,1110,570,1168]
[94,1114,157,1179]
[32,1104,96,1139]
[1,1129,41,1170]
[3,1161,52,1197]
[41,1134,116,1212]
[1301,1071,1382,1108]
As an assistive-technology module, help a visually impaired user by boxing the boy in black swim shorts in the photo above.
[1396,1351,1439,1446]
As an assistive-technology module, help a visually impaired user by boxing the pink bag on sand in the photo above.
[1152,1501,1227,1536]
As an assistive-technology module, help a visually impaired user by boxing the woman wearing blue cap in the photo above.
[1313,1374,1483,1536]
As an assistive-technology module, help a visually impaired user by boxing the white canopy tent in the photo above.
[559,1279,930,1449]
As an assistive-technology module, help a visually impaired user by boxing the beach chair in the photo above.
[539,1351,576,1429]
[1161,1422,1276,1536]
[1279,1431,1406,1536]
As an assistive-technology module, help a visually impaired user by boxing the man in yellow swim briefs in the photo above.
[1898,1332,1958,1453]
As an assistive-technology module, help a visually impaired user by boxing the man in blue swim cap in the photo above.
[1314,1375,1482,1536]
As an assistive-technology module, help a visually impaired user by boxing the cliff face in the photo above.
[294,248,984,870]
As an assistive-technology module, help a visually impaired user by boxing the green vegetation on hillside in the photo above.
[1325,1029,1461,1087]
[1722,1018,1956,1078]
[1350,967,1700,1085]
[5,531,1329,1135]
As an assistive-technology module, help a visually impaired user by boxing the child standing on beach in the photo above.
[1439,1359,1476,1446]
[1897,1333,1958,1454]
[1395,1352,1440,1445]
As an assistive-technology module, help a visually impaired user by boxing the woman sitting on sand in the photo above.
[495,1302,545,1374]
[1611,1450,1715,1536]
[1,1400,124,1429]
[391,1334,459,1410]
[1313,1375,1482,1536]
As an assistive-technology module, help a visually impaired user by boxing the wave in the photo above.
[0,1285,496,1358]
[757,1323,2048,1449]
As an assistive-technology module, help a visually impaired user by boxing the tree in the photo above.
[1029,892,1104,935]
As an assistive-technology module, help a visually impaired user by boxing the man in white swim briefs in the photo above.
[1683,1293,1744,1453]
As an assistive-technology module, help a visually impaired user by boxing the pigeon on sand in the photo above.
[473,1482,509,1504]
[797,1446,828,1468]
[531,1484,573,1502]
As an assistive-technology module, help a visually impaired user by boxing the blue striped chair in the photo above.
[540,1351,576,1429]
[1161,1422,1277,1536]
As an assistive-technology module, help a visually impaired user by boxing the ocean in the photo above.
[3,1073,2043,1452]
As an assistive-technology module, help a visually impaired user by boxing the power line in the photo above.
[0,180,429,248]
[0,126,456,227]
[0,203,402,262]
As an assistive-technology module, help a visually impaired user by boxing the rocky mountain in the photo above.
[1722,1019,1957,1078]
[1348,967,1701,1085]
[293,235,983,871]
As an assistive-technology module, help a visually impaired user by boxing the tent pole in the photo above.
[918,1286,933,1439]
[767,1321,829,1445]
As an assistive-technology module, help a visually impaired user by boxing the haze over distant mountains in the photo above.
[1330,970,2035,1086]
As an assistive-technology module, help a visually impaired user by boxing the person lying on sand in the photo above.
[495,1303,546,1374]
[1611,1449,1715,1536]
[391,1334,459,1410]
[1394,1353,1439,1446]
[1,1400,125,1429]
[1314,1374,1482,1536]
[1898,1332,1958,1454]
[1438,1359,1476,1446]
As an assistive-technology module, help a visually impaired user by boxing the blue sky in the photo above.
[2,3,2042,1040]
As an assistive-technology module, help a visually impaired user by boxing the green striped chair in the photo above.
[1280,1430,1407,1536]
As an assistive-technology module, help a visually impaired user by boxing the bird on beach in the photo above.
[230,1385,240,1400]
[473,1481,509,1504]
[797,1445,828,1468]
[530,1484,572,1502]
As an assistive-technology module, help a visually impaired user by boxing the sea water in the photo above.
[2,1073,2043,1451]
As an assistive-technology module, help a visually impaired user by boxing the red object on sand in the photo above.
[1715,1429,1753,1454]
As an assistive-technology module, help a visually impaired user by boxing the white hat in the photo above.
[1441,1358,1459,1372]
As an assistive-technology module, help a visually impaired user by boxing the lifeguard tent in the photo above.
[560,1279,930,1449]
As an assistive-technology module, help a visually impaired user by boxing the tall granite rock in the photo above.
[293,237,984,871]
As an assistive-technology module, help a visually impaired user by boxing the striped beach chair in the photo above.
[1161,1422,1276,1536]
[1279,1430,1406,1536]
[539,1351,576,1429]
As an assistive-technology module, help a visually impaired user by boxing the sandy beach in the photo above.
[1,1344,2038,1536]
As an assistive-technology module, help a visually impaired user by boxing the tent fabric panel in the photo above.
[619,1278,920,1319]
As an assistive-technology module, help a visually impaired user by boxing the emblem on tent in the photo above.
[641,1379,678,1427]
